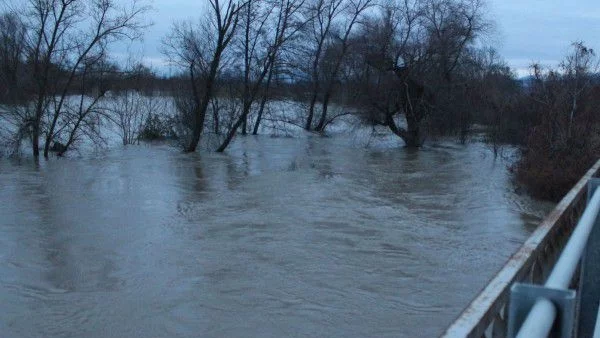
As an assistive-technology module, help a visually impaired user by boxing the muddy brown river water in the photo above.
[0,135,551,337]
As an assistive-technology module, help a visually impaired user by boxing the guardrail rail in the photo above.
[441,159,600,338]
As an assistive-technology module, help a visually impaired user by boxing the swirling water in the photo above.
[0,135,551,337]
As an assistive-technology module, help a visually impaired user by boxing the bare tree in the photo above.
[352,0,489,147]
[313,0,373,132]
[303,0,344,130]
[163,0,247,153]
[252,0,309,135]
[561,42,598,138]
[422,0,489,83]
[352,0,429,147]
[21,0,149,157]
[236,0,273,135]
[216,0,307,151]
[51,55,107,156]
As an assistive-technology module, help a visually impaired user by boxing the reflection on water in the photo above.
[0,135,551,337]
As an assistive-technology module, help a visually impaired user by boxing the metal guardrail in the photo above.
[509,182,600,337]
[441,159,600,338]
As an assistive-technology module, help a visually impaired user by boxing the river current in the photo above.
[0,135,551,337]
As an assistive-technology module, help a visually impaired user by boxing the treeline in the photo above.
[1,0,599,201]
[160,0,501,151]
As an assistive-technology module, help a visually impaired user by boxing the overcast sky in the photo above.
[124,0,600,77]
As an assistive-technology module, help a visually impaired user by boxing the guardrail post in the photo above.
[508,283,576,337]
[577,179,600,337]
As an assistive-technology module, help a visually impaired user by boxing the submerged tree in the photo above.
[302,0,345,130]
[163,0,247,153]
[312,0,374,132]
[350,0,490,147]
[216,0,307,151]
[15,0,150,157]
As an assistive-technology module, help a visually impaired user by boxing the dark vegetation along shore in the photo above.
[0,0,599,201]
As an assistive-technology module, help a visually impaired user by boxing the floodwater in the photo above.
[0,135,551,337]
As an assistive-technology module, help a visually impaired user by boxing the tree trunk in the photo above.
[315,90,332,132]
[253,94,268,135]
[239,102,251,135]
[43,109,61,157]
[216,104,250,152]
[213,106,220,134]
[385,112,422,148]
[253,63,275,135]
[403,127,422,148]
[31,90,46,158]
[306,40,326,131]
[186,99,210,152]
[32,123,40,157]
[305,89,318,130]
[186,50,222,152]
[240,0,251,136]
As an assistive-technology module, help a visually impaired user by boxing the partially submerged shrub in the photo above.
[512,43,600,201]
[515,129,600,201]
[139,113,177,141]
